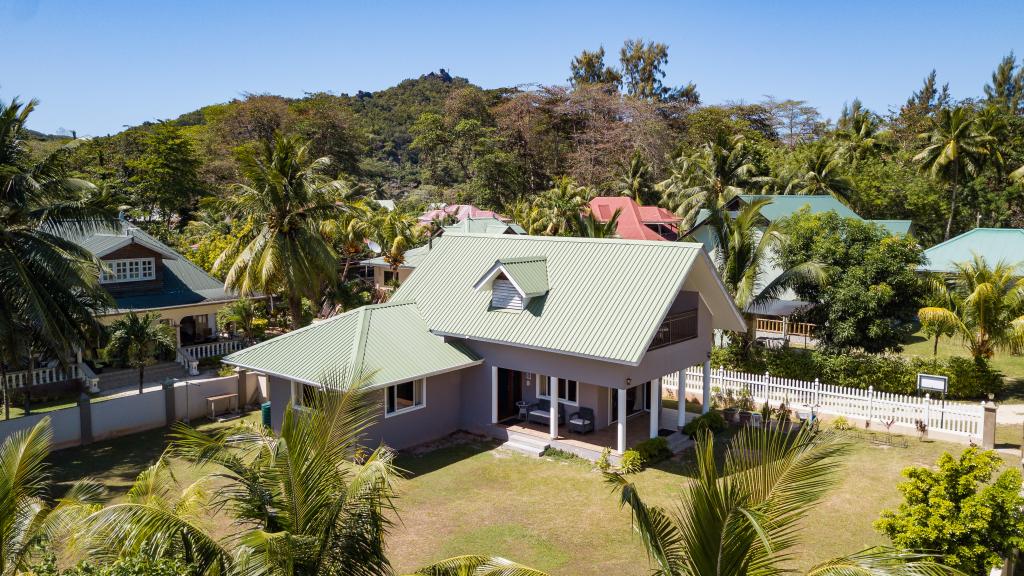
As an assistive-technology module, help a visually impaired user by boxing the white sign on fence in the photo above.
[917,373,948,394]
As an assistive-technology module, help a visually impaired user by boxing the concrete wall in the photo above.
[362,371,463,450]
[92,390,168,440]
[0,407,82,449]
[268,376,291,432]
[171,376,240,422]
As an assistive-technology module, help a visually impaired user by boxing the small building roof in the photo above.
[691,195,912,237]
[920,228,1024,273]
[443,216,526,235]
[418,204,506,224]
[222,301,481,388]
[588,197,679,241]
[57,221,238,313]
[391,233,745,365]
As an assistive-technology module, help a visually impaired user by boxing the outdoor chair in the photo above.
[528,398,566,426]
[567,406,595,434]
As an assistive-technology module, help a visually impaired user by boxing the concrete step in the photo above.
[501,430,550,457]
[666,431,692,454]
[96,362,187,391]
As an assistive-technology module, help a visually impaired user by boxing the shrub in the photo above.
[633,437,671,464]
[682,410,727,436]
[596,447,612,472]
[619,449,645,474]
[830,415,852,431]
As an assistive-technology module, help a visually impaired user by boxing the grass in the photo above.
[901,328,1024,400]
[43,416,1015,575]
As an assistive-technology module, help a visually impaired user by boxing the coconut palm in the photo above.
[0,97,114,379]
[366,209,423,273]
[609,428,958,576]
[509,200,545,235]
[535,177,593,236]
[783,144,855,203]
[574,207,621,238]
[834,99,891,164]
[215,133,346,330]
[80,374,399,576]
[659,132,765,232]
[714,198,826,345]
[216,297,265,344]
[917,254,1024,360]
[104,311,177,394]
[915,106,990,241]
[615,152,656,205]
[0,418,105,576]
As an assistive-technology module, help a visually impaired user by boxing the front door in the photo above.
[179,316,197,346]
[496,368,523,422]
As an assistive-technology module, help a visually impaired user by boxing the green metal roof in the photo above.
[921,228,1024,273]
[444,217,526,235]
[866,219,914,236]
[222,301,481,388]
[477,256,549,298]
[57,221,238,313]
[361,244,432,269]
[390,233,739,365]
[692,196,912,237]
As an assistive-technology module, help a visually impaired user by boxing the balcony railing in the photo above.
[649,309,698,350]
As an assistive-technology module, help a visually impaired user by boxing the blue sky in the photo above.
[4,0,1022,136]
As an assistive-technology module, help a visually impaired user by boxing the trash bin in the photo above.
[261,402,272,428]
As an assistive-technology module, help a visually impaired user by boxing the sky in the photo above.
[3,0,1023,136]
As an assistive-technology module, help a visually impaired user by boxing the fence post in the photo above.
[813,378,820,408]
[923,393,931,429]
[77,392,93,446]
[982,401,996,450]
[764,372,771,407]
[867,386,874,424]
[163,380,177,426]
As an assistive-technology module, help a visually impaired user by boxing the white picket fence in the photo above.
[3,364,82,389]
[662,366,986,440]
[183,339,243,360]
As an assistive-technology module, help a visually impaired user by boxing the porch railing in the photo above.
[175,348,199,377]
[755,317,815,338]
[3,363,81,389]
[183,339,243,361]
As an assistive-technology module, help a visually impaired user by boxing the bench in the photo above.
[206,393,239,420]
[528,398,566,426]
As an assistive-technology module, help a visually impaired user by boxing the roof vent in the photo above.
[473,256,548,312]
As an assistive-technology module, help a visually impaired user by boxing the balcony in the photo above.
[648,309,698,350]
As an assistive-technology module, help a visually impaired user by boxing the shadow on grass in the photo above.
[396,436,499,479]
[47,426,172,498]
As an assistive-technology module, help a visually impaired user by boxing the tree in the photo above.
[984,52,1024,114]
[876,448,1024,575]
[915,106,989,240]
[715,199,825,346]
[534,177,592,236]
[763,97,822,147]
[80,377,399,576]
[215,133,345,330]
[835,99,891,164]
[129,123,205,226]
[0,97,114,394]
[104,312,177,394]
[618,38,698,103]
[216,297,266,344]
[782,144,855,203]
[569,46,621,88]
[917,254,1024,360]
[0,418,105,576]
[573,207,621,238]
[365,209,422,275]
[659,132,765,231]
[778,210,927,353]
[614,151,657,205]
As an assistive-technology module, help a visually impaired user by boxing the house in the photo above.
[361,216,526,290]
[920,228,1024,273]
[60,220,243,363]
[588,196,681,241]
[223,233,745,460]
[688,194,914,343]
[418,203,506,225]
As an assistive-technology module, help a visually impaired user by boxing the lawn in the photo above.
[902,328,1024,399]
[44,415,1013,575]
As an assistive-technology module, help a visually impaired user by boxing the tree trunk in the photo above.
[944,166,959,241]
[138,365,145,395]
[933,333,940,356]
[1,363,8,421]
[289,296,303,330]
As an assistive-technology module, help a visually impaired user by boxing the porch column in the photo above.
[649,378,660,438]
[702,359,712,415]
[676,370,686,429]
[490,366,498,424]
[616,388,627,454]
[548,376,558,439]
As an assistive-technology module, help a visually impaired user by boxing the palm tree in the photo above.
[918,254,1024,360]
[715,199,826,345]
[658,132,765,232]
[615,152,656,205]
[0,97,115,383]
[216,133,346,330]
[535,177,593,236]
[783,144,855,203]
[834,99,891,164]
[915,106,989,241]
[104,311,177,394]
[0,418,105,575]
[366,209,423,274]
[574,207,621,238]
[216,297,265,344]
[81,375,400,576]
[509,200,545,235]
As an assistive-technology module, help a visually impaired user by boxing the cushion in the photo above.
[569,417,591,425]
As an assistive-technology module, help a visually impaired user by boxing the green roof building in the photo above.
[920,228,1024,273]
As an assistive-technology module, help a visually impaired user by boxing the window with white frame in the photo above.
[385,379,425,417]
[100,258,156,283]
[537,377,578,405]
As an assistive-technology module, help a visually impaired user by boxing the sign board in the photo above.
[917,373,948,394]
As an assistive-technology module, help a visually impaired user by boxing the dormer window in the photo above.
[101,257,155,283]
[473,256,549,312]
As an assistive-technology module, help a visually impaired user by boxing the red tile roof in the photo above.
[418,204,505,224]
[588,197,680,241]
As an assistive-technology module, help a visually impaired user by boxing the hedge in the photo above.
[710,345,1002,400]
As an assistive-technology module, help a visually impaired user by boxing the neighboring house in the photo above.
[418,203,505,224]
[588,197,681,241]
[60,220,242,351]
[361,217,526,291]
[920,228,1024,273]
[688,194,914,344]
[223,233,745,459]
